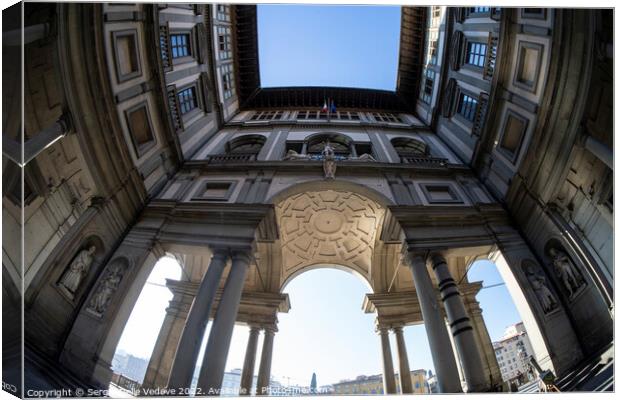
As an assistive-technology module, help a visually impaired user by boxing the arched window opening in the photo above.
[306,134,352,156]
[110,256,182,391]
[226,135,266,155]
[391,137,428,157]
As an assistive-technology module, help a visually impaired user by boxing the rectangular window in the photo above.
[216,4,231,22]
[126,103,155,157]
[499,111,528,160]
[177,87,198,115]
[431,6,441,25]
[457,93,477,122]
[170,33,190,59]
[421,69,435,104]
[373,113,402,123]
[221,64,235,99]
[469,7,491,14]
[217,26,232,60]
[466,41,487,67]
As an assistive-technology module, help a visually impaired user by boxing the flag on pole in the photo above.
[330,99,337,113]
[321,99,328,112]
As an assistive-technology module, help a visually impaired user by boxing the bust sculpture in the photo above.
[59,245,96,296]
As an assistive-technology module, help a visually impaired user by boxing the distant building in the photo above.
[111,353,148,383]
[493,322,535,386]
[426,371,439,393]
[333,370,428,395]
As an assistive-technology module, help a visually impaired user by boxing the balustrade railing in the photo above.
[206,153,258,163]
[111,372,141,394]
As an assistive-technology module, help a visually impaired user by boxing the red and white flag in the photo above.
[321,99,328,112]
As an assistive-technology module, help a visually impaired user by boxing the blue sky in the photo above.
[115,259,522,387]
[257,5,401,90]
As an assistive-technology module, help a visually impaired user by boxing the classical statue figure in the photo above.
[87,263,124,315]
[283,149,309,160]
[59,245,96,295]
[548,247,583,298]
[351,153,376,162]
[526,266,557,313]
[322,140,336,179]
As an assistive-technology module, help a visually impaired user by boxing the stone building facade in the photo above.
[2,3,613,397]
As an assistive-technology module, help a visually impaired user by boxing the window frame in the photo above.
[496,109,529,164]
[220,63,235,100]
[124,102,157,158]
[191,180,237,202]
[216,25,233,60]
[455,89,478,125]
[463,39,488,70]
[169,30,194,64]
[112,29,142,83]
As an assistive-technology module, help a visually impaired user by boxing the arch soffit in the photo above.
[274,189,387,293]
[279,262,374,293]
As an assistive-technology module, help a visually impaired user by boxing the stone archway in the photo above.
[275,189,386,292]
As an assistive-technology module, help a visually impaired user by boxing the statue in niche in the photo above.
[87,263,124,316]
[525,264,558,314]
[283,149,309,160]
[548,247,585,299]
[58,245,97,297]
[322,140,336,179]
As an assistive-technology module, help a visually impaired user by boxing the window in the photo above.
[466,41,487,68]
[498,111,528,161]
[217,26,232,60]
[469,7,491,14]
[113,30,141,82]
[125,103,155,157]
[250,111,282,121]
[421,69,435,104]
[216,4,231,22]
[221,64,235,99]
[428,31,439,64]
[307,134,352,156]
[177,87,198,115]
[420,184,463,204]
[431,6,441,26]
[391,137,427,157]
[170,33,191,58]
[226,135,266,154]
[457,93,477,122]
[372,112,402,123]
[193,181,235,201]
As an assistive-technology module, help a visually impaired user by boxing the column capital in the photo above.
[429,252,448,268]
[391,325,404,334]
[262,324,277,335]
[231,248,253,264]
[210,246,230,260]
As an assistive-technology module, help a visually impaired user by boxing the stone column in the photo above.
[393,326,413,394]
[377,326,397,394]
[142,281,195,390]
[256,326,276,396]
[197,250,251,394]
[430,254,487,392]
[167,249,228,391]
[240,326,261,395]
[462,290,502,390]
[406,252,462,393]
